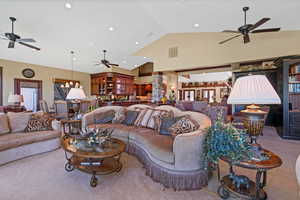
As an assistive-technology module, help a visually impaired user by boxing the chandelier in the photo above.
[61,51,82,89]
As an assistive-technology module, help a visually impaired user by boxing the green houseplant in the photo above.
[204,113,252,168]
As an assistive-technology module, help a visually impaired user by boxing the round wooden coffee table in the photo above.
[61,136,126,187]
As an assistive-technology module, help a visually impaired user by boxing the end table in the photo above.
[61,119,82,138]
[218,148,282,200]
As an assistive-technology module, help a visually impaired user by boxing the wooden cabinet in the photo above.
[90,72,134,96]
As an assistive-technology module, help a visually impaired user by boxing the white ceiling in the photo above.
[0,0,299,74]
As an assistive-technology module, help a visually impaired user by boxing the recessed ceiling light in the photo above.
[122,60,127,64]
[135,41,139,45]
[65,2,72,9]
[108,27,115,31]
[194,23,200,28]
[143,57,147,59]
[73,57,76,61]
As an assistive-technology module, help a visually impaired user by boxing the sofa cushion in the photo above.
[0,130,60,151]
[94,110,115,124]
[0,114,10,135]
[7,112,33,133]
[129,128,174,164]
[169,115,199,135]
[122,110,139,126]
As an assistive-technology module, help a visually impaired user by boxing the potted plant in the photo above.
[204,113,253,195]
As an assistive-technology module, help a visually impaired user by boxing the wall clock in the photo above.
[22,68,35,78]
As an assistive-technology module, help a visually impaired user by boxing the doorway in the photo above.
[14,79,42,111]
[183,90,195,101]
[202,89,216,103]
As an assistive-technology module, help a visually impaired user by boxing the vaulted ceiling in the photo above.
[0,0,299,73]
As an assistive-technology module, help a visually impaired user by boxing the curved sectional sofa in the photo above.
[82,104,211,190]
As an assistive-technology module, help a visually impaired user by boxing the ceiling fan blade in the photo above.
[249,18,270,31]
[8,41,15,48]
[222,30,240,33]
[108,63,119,67]
[104,63,111,68]
[0,33,8,40]
[18,41,40,51]
[16,38,36,43]
[251,28,281,33]
[219,34,242,44]
[243,34,250,43]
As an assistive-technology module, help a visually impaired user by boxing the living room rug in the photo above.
[0,126,299,200]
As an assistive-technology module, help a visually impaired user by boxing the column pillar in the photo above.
[152,72,163,102]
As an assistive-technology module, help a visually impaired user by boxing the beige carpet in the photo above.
[0,127,299,200]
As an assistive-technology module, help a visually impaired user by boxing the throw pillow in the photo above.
[134,108,154,127]
[147,109,173,130]
[122,110,139,126]
[158,116,183,136]
[25,113,54,132]
[94,110,115,124]
[112,108,126,124]
[7,112,33,133]
[169,115,199,136]
[0,114,10,135]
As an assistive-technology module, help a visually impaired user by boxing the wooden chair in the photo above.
[39,100,55,114]
[54,100,70,120]
[79,100,91,114]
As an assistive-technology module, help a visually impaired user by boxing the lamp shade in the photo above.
[66,88,86,100]
[227,75,281,105]
[8,94,22,103]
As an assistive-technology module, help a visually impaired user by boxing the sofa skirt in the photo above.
[126,142,208,191]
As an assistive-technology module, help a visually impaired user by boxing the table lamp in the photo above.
[66,88,86,119]
[227,75,281,160]
[8,94,22,106]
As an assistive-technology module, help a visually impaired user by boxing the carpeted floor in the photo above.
[0,127,299,200]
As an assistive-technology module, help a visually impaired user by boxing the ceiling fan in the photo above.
[95,50,119,68]
[0,17,40,51]
[219,7,281,44]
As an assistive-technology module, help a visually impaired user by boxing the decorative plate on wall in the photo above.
[22,68,35,78]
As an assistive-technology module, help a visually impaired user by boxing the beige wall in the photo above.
[135,31,300,72]
[0,59,90,106]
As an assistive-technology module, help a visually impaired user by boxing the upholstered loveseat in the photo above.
[0,112,61,165]
[82,104,211,190]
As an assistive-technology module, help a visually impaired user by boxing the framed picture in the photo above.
[22,68,35,78]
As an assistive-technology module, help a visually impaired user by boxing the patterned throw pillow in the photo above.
[112,108,126,124]
[149,109,173,130]
[94,110,115,124]
[134,108,153,127]
[169,115,199,136]
[25,113,54,132]
[158,116,183,136]
[134,108,173,129]
[122,110,139,126]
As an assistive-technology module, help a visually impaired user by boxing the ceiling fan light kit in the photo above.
[219,7,281,44]
[1,17,41,50]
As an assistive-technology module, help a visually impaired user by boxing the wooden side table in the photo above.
[61,119,82,138]
[218,149,282,200]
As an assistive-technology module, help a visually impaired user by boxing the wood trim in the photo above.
[53,78,80,84]
[14,78,43,110]
[0,67,2,106]
[175,65,231,73]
